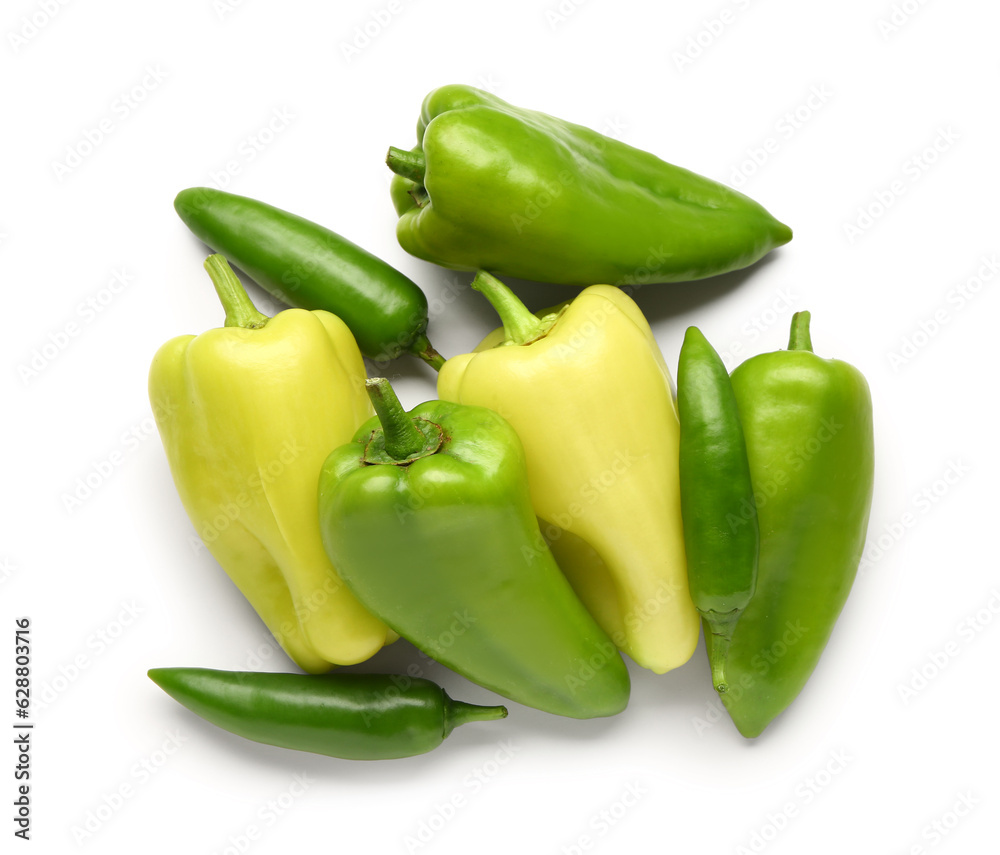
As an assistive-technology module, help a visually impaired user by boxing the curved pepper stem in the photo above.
[204,254,269,330]
[787,311,813,352]
[441,693,508,738]
[471,271,552,346]
[408,333,446,371]
[386,147,426,184]
[365,378,427,460]
[705,611,741,694]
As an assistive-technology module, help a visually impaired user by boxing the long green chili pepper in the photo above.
[677,326,759,694]
[173,187,444,369]
[148,668,507,761]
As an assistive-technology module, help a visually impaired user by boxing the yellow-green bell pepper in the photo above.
[437,272,699,674]
[148,255,393,673]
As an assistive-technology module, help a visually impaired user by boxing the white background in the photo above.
[3,0,997,852]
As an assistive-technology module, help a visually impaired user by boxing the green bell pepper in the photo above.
[705,312,874,737]
[386,84,792,286]
[317,378,631,719]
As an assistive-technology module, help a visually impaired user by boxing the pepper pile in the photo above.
[147,85,873,759]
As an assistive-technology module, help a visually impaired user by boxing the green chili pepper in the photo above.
[317,378,631,719]
[147,668,507,760]
[677,326,759,694]
[706,312,875,738]
[173,187,444,368]
[386,84,791,286]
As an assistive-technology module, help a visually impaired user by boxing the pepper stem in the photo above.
[471,271,550,346]
[442,694,508,738]
[386,147,426,184]
[365,378,426,460]
[407,332,446,371]
[702,610,745,694]
[204,254,269,330]
[787,311,813,352]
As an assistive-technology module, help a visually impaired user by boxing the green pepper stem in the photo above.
[442,696,508,738]
[471,271,549,346]
[709,637,732,695]
[408,332,446,371]
[204,254,269,330]
[386,147,426,184]
[788,311,813,352]
[704,611,742,694]
[365,378,426,460]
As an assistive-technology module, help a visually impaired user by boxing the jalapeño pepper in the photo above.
[174,187,443,368]
[677,326,759,693]
[148,668,507,760]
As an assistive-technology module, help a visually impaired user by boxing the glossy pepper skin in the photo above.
[149,255,393,674]
[707,313,874,738]
[387,84,791,286]
[318,378,630,719]
[148,668,507,761]
[437,272,700,675]
[174,187,443,368]
[677,327,758,693]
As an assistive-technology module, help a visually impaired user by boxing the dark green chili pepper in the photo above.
[173,187,444,369]
[147,668,507,760]
[677,326,759,694]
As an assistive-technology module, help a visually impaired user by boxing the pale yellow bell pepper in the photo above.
[437,272,699,674]
[149,255,392,672]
